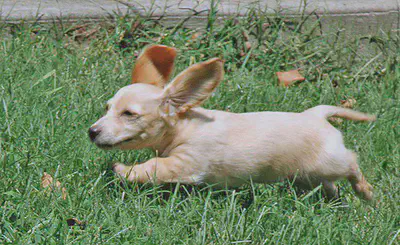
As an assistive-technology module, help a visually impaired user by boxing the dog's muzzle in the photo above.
[88,127,101,142]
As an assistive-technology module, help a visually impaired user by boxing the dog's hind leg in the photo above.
[294,176,339,201]
[321,180,340,200]
[346,151,373,201]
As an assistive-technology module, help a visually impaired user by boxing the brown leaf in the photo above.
[66,218,80,226]
[41,172,67,200]
[55,180,61,188]
[340,98,356,108]
[65,24,89,35]
[41,172,53,188]
[70,25,99,42]
[191,32,201,40]
[66,218,86,229]
[61,187,67,200]
[276,69,305,87]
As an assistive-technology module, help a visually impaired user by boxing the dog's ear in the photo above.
[159,58,224,116]
[132,45,177,87]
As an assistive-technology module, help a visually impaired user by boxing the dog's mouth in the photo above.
[95,137,135,149]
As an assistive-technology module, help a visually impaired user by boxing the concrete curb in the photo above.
[1,0,399,35]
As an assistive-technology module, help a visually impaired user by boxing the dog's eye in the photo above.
[122,111,136,117]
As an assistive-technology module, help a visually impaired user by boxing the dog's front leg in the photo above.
[112,157,195,184]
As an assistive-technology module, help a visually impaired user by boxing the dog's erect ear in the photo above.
[159,58,224,116]
[132,45,177,87]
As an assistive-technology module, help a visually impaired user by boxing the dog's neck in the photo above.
[151,108,214,156]
[150,128,176,157]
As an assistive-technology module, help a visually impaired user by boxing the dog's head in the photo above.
[89,45,224,150]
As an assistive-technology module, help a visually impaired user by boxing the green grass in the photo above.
[0,10,399,244]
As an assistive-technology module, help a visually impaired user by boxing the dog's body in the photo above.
[89,45,375,200]
[155,106,366,186]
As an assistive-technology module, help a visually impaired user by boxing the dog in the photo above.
[89,45,375,200]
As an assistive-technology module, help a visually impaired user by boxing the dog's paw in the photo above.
[112,163,132,179]
[363,183,374,201]
[354,181,374,201]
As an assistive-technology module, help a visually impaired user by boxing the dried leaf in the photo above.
[41,172,67,200]
[66,218,80,226]
[340,98,356,108]
[191,32,201,40]
[81,28,98,39]
[55,180,61,188]
[66,218,86,229]
[41,172,53,188]
[69,25,99,42]
[65,24,89,35]
[61,187,67,200]
[276,69,305,87]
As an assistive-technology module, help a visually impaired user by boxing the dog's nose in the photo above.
[88,127,101,142]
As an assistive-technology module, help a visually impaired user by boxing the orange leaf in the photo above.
[191,32,201,40]
[276,70,305,87]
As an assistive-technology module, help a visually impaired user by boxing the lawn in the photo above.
[0,10,399,244]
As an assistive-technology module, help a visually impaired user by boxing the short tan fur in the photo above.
[89,45,375,201]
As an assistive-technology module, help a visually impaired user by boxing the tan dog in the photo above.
[89,45,376,200]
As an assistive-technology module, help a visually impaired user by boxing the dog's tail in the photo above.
[305,105,376,122]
